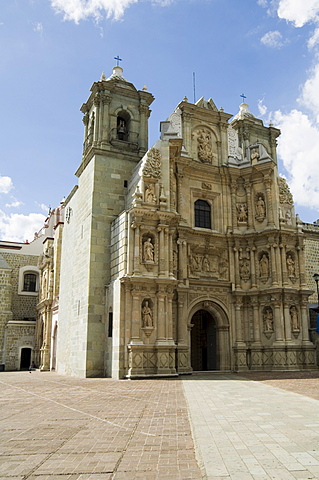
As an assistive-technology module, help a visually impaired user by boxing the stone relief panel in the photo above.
[188,248,229,280]
[193,128,217,164]
[144,183,156,204]
[278,177,293,205]
[237,203,248,224]
[227,125,243,162]
[142,148,162,179]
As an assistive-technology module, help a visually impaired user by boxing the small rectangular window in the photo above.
[23,273,37,292]
[108,312,113,337]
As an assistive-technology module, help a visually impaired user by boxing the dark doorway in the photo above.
[20,348,32,370]
[191,309,217,371]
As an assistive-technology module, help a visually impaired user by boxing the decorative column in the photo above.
[132,222,140,274]
[251,297,261,344]
[275,242,282,286]
[169,230,174,278]
[245,180,253,228]
[230,183,237,228]
[156,289,166,343]
[283,300,292,342]
[300,298,311,344]
[273,295,284,342]
[164,227,169,276]
[250,245,257,288]
[280,243,288,286]
[139,104,150,152]
[82,113,89,152]
[157,225,165,277]
[270,243,279,286]
[167,293,174,342]
[264,176,274,226]
[233,247,240,289]
[131,293,142,342]
[101,94,111,145]
[297,245,306,287]
[93,95,100,145]
[234,297,244,343]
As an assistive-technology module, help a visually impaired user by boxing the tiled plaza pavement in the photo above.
[183,371,319,480]
[0,372,201,480]
[1,371,319,480]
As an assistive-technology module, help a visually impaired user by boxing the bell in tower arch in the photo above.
[117,114,129,141]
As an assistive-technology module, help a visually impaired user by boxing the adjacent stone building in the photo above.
[0,239,42,370]
[50,65,318,379]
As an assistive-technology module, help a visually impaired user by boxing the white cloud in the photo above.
[0,175,13,194]
[274,109,319,211]
[33,22,43,34]
[35,202,50,213]
[50,0,172,22]
[261,30,285,47]
[258,98,268,116]
[5,201,23,208]
[277,0,319,27]
[298,63,319,121]
[0,211,46,243]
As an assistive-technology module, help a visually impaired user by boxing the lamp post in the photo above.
[313,273,319,308]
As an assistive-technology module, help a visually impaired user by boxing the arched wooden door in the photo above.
[191,309,217,371]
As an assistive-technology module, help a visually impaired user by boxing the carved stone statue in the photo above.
[142,301,153,327]
[237,203,248,223]
[143,238,154,262]
[256,196,266,218]
[197,128,213,163]
[259,254,269,277]
[202,255,210,272]
[240,259,250,280]
[263,308,274,331]
[250,148,260,162]
[278,177,294,205]
[290,305,299,330]
[145,184,156,203]
[286,254,295,277]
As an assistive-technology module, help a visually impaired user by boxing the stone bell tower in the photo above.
[57,66,154,378]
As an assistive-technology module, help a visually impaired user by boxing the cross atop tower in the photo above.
[114,55,122,66]
[240,93,247,102]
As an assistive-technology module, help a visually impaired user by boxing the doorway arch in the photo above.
[20,347,32,370]
[190,302,231,371]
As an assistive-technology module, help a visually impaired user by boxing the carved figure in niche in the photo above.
[237,203,248,223]
[285,210,292,225]
[145,184,156,203]
[189,254,200,272]
[286,254,295,277]
[251,148,260,162]
[142,301,153,327]
[88,112,95,144]
[290,306,299,330]
[259,254,269,277]
[197,128,213,163]
[240,259,250,280]
[263,308,274,331]
[202,255,210,272]
[256,196,266,218]
[143,238,154,262]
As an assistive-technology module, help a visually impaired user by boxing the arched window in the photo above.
[23,273,37,292]
[195,200,211,229]
[18,266,40,296]
[117,111,130,141]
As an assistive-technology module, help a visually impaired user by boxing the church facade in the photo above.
[39,66,318,378]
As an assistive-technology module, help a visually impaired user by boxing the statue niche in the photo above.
[255,193,266,222]
[141,299,153,328]
[289,305,300,332]
[263,307,274,333]
[142,236,155,263]
[259,252,269,281]
[286,252,296,279]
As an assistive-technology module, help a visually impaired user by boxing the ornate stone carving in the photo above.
[278,177,293,205]
[143,237,154,262]
[189,249,229,279]
[289,305,299,331]
[239,258,250,281]
[195,128,214,163]
[142,300,153,328]
[263,307,274,332]
[143,148,162,179]
[259,253,269,280]
[227,125,243,161]
[286,253,295,278]
[255,194,266,222]
[202,182,212,190]
[237,203,248,223]
[144,184,156,203]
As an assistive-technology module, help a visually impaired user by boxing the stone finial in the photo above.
[100,72,106,81]
[142,84,148,91]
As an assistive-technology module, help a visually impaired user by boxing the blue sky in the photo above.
[1,0,319,241]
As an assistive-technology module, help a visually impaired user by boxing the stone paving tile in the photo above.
[0,372,202,480]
